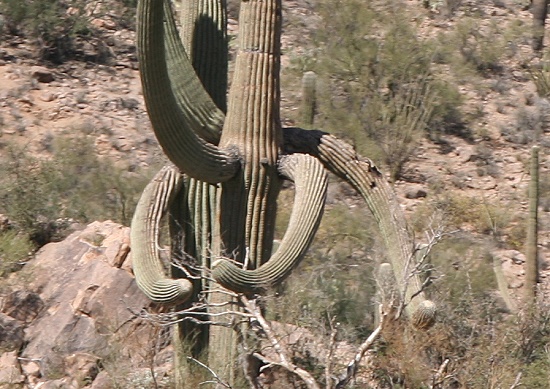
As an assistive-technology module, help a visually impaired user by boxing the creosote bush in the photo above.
[0,0,137,62]
[303,0,464,181]
[268,200,378,340]
[0,135,154,247]
[0,230,34,277]
[370,235,550,388]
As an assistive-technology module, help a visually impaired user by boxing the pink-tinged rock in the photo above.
[18,221,156,379]
[0,351,25,386]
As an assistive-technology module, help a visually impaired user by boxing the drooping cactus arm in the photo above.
[162,0,223,144]
[179,0,228,112]
[283,127,435,326]
[131,165,193,305]
[212,153,328,292]
[137,0,236,181]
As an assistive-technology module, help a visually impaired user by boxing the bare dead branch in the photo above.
[509,372,522,389]
[240,295,321,389]
[430,358,451,389]
[398,223,457,319]
[335,305,387,389]
[325,318,339,389]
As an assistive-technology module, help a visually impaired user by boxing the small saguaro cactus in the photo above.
[132,0,436,385]
[301,70,317,128]
[532,0,549,51]
[525,145,540,304]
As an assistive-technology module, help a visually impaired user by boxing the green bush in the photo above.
[0,230,34,277]
[0,136,155,246]
[0,0,137,62]
[0,0,90,62]
[308,0,464,181]
[269,200,378,340]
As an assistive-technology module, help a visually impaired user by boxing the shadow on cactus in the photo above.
[131,0,436,385]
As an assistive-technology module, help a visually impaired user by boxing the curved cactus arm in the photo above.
[211,153,328,292]
[163,0,223,144]
[137,0,237,182]
[283,127,435,328]
[179,0,228,113]
[131,165,193,305]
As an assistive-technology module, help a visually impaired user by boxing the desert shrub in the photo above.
[499,100,550,145]
[0,0,91,62]
[435,18,510,77]
[0,0,137,62]
[412,192,520,240]
[0,230,34,277]
[530,61,550,99]
[0,136,154,246]
[269,200,378,340]
[307,0,464,181]
[371,233,550,388]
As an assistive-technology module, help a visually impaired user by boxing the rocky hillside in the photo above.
[1,0,550,387]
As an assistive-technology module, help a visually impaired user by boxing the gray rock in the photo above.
[1,290,44,323]
[405,186,428,199]
[31,67,55,83]
[0,313,24,351]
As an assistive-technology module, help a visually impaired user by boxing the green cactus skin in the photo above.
[131,165,193,305]
[137,0,235,180]
[411,300,437,330]
[211,153,328,292]
[282,128,435,325]
[532,0,549,51]
[133,0,437,384]
[525,145,540,304]
[179,0,228,113]
[301,71,317,128]
[493,255,517,313]
[375,262,395,327]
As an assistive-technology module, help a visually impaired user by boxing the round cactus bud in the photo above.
[411,300,437,330]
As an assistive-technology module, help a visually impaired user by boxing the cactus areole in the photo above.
[132,0,436,380]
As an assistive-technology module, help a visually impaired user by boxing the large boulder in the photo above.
[3,221,169,387]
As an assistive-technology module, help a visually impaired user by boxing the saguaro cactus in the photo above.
[532,0,549,51]
[132,0,436,385]
[525,145,540,304]
[301,71,317,128]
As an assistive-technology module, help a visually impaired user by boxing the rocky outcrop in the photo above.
[0,221,171,388]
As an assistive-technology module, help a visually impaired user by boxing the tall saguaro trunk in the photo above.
[218,0,282,266]
[133,0,437,386]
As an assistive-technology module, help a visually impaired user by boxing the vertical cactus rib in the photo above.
[131,165,193,305]
[212,153,327,292]
[282,127,435,328]
[217,0,283,268]
[137,0,237,181]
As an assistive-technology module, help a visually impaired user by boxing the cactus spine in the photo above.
[133,0,437,385]
[525,145,540,304]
